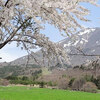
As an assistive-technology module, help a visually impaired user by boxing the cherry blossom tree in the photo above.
[0,0,98,64]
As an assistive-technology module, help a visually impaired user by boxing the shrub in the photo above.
[58,78,69,90]
[91,75,100,89]
[68,78,75,87]
[5,76,18,80]
[97,75,100,89]
[39,81,46,88]
[84,75,92,82]
[97,80,100,89]
[0,79,9,86]
[72,78,86,91]
[47,81,53,86]
[22,76,29,81]
[62,74,67,78]
[82,82,97,93]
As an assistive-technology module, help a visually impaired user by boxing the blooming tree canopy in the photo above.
[0,0,98,64]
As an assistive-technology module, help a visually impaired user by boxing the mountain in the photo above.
[1,27,100,67]
[1,27,100,78]
[60,27,100,66]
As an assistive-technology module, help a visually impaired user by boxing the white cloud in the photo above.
[0,42,38,62]
[0,43,27,62]
[0,51,17,62]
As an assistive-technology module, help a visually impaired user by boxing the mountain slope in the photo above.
[1,27,100,67]
[61,27,100,66]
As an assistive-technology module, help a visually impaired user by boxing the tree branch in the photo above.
[10,39,35,45]
[0,17,31,49]
[5,0,10,7]
[68,46,100,57]
[68,53,100,57]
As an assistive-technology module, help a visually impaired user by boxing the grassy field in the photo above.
[0,86,100,100]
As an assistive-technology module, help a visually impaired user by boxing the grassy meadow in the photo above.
[0,86,100,100]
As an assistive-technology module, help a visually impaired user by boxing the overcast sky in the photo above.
[0,2,100,62]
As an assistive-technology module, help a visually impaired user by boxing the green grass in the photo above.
[0,86,100,100]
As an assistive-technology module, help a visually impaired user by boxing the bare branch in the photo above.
[0,17,31,49]
[68,53,100,57]
[5,0,10,7]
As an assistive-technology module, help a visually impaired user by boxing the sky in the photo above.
[0,1,100,62]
